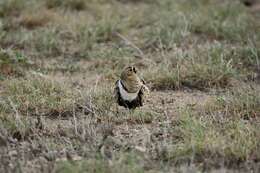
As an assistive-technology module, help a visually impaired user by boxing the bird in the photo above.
[114,66,149,109]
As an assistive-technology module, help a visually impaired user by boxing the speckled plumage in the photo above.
[114,66,149,109]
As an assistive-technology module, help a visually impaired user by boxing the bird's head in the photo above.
[120,66,142,93]
[120,66,138,81]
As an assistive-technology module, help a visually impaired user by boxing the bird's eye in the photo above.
[126,67,132,71]
[133,67,137,73]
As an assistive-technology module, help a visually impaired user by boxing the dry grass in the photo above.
[55,153,146,173]
[204,84,260,119]
[165,112,258,165]
[18,9,54,29]
[0,0,25,17]
[0,0,259,172]
[1,77,80,116]
[144,43,238,90]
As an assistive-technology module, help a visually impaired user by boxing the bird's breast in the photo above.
[118,80,139,101]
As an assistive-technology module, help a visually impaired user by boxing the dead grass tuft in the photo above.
[18,9,54,29]
[45,0,87,11]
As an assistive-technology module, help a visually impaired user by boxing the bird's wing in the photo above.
[138,81,150,105]
[140,78,150,95]
[140,84,150,96]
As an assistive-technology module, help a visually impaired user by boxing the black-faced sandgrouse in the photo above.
[114,66,149,109]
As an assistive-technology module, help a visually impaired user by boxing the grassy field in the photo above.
[0,0,260,172]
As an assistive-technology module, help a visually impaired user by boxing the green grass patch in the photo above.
[205,85,260,119]
[0,48,30,77]
[55,153,145,173]
[143,0,257,50]
[145,43,238,90]
[2,77,80,116]
[189,1,255,41]
[91,86,115,116]
[167,110,259,167]
[0,114,33,141]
